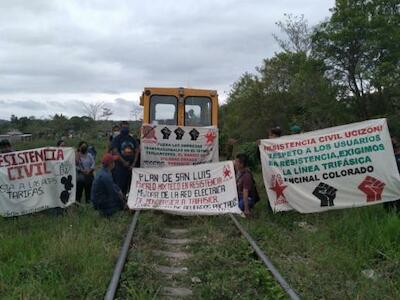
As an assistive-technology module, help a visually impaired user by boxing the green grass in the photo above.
[117,212,166,299]
[238,172,400,299]
[118,212,287,299]
[188,215,287,299]
[0,205,131,299]
[2,139,400,298]
[0,138,129,299]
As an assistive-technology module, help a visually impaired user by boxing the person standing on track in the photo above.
[91,153,126,216]
[111,121,139,195]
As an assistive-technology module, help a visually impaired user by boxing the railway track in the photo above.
[104,211,300,300]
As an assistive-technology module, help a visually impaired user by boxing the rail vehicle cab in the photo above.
[140,87,218,127]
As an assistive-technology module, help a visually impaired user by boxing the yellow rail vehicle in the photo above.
[140,87,218,127]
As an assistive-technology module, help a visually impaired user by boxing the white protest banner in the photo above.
[260,119,400,213]
[0,147,76,217]
[128,161,241,215]
[140,124,219,168]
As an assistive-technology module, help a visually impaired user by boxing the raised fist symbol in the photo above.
[174,127,185,140]
[358,176,385,202]
[189,128,200,141]
[161,127,172,140]
[313,182,337,207]
[60,175,74,204]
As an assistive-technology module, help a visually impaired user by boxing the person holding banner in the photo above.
[91,153,126,216]
[234,153,257,217]
[256,126,282,146]
[56,140,66,147]
[269,126,282,138]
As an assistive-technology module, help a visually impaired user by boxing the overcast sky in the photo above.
[0,0,334,120]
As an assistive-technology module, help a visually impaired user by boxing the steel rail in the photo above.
[104,210,140,300]
[229,214,301,300]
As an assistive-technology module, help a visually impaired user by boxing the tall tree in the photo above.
[258,52,343,130]
[223,13,343,142]
[273,14,312,54]
[83,102,113,121]
[51,114,69,137]
[312,0,400,119]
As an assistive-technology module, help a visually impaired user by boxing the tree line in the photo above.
[220,0,400,144]
[1,114,141,140]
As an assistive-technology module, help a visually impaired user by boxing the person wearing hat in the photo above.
[91,153,127,216]
[290,125,302,135]
[111,121,139,194]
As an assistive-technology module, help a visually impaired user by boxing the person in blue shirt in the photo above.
[91,153,126,216]
[111,121,139,195]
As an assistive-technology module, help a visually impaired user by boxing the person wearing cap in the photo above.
[113,142,136,195]
[111,121,139,194]
[290,125,302,135]
[91,153,126,216]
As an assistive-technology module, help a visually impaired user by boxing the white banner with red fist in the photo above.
[128,161,241,215]
[260,119,400,213]
[0,147,76,217]
[140,125,219,168]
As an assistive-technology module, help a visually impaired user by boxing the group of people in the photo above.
[3,120,399,217]
[53,121,140,216]
[88,121,400,217]
[91,121,140,216]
